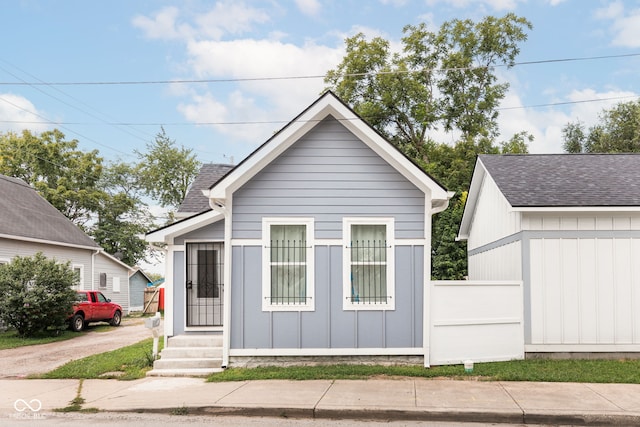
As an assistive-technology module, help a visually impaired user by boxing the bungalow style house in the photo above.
[0,175,134,313]
[146,91,453,375]
[459,154,640,356]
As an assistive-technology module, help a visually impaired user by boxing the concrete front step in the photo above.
[160,347,222,359]
[167,335,222,347]
[148,334,224,377]
[153,357,222,370]
[146,367,223,377]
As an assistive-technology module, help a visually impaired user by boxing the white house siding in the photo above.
[468,241,522,281]
[528,234,640,347]
[93,252,131,314]
[467,172,520,251]
[522,213,640,231]
[0,237,94,288]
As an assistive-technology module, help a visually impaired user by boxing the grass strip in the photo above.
[208,358,640,384]
[36,338,161,380]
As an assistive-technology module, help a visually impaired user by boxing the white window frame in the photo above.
[343,217,395,311]
[262,217,315,312]
[72,264,84,290]
[113,276,121,293]
[0,257,10,266]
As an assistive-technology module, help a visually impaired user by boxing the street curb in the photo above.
[103,405,640,426]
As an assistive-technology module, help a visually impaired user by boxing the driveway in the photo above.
[0,317,158,378]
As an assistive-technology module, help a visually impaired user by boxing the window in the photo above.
[343,218,395,310]
[113,276,121,293]
[262,218,314,311]
[99,273,107,289]
[72,265,84,290]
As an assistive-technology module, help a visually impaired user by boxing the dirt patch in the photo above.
[0,317,160,378]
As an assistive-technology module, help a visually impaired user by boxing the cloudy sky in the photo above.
[1,0,639,165]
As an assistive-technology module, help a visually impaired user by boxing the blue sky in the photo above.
[1,0,639,166]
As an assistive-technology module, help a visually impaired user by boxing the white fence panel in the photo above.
[430,281,524,365]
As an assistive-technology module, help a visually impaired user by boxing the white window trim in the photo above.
[72,264,85,290]
[0,257,10,265]
[343,217,395,311]
[262,217,315,312]
[113,276,121,293]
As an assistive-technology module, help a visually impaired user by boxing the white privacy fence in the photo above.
[429,281,524,366]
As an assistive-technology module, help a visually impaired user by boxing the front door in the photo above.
[186,242,223,327]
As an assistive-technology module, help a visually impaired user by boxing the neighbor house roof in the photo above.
[176,163,234,217]
[479,153,640,207]
[0,175,100,249]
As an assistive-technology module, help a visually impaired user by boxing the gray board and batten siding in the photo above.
[171,116,429,348]
[229,116,427,350]
[231,116,427,240]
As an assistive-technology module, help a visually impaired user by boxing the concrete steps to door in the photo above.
[147,335,224,377]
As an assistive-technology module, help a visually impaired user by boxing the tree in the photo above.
[0,129,106,228]
[136,127,201,210]
[431,192,468,280]
[0,253,78,337]
[562,100,640,153]
[325,13,532,161]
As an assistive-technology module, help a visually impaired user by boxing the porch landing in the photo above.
[147,335,223,377]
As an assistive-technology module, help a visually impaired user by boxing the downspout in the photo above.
[208,195,231,368]
[91,250,100,290]
[423,192,455,368]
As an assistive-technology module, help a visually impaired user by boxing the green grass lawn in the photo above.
[36,337,162,381]
[32,335,640,384]
[208,358,640,384]
[0,329,77,350]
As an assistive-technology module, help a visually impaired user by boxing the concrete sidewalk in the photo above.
[2,377,640,425]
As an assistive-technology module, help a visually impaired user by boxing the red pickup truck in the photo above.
[69,290,123,332]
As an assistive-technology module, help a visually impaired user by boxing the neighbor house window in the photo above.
[113,276,121,293]
[262,218,314,311]
[72,265,84,290]
[99,272,107,288]
[343,218,395,310]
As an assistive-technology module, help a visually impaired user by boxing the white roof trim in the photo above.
[511,206,640,213]
[457,158,487,240]
[97,251,136,272]
[206,92,449,203]
[0,233,100,251]
[146,210,224,243]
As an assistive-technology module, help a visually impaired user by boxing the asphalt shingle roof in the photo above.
[479,153,640,207]
[0,175,99,247]
[177,163,234,214]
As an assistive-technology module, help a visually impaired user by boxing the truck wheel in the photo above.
[110,310,122,327]
[71,314,85,332]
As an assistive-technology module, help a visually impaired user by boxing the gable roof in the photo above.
[458,153,640,240]
[204,90,450,206]
[480,153,640,207]
[176,163,234,217]
[0,175,100,249]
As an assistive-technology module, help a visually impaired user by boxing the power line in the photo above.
[0,53,638,86]
[1,94,637,127]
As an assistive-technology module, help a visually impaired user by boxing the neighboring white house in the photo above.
[0,174,134,313]
[459,154,640,355]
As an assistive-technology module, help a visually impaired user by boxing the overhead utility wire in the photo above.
[1,94,637,127]
[0,53,638,86]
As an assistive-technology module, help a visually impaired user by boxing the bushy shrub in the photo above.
[0,252,78,337]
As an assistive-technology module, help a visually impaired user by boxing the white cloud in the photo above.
[132,6,191,40]
[132,2,270,42]
[0,93,50,133]
[379,0,409,6]
[295,0,322,17]
[594,1,640,48]
[424,0,522,11]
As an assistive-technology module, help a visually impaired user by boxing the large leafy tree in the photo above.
[325,13,532,161]
[0,129,105,227]
[562,100,640,153]
[136,127,201,210]
[326,15,532,279]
